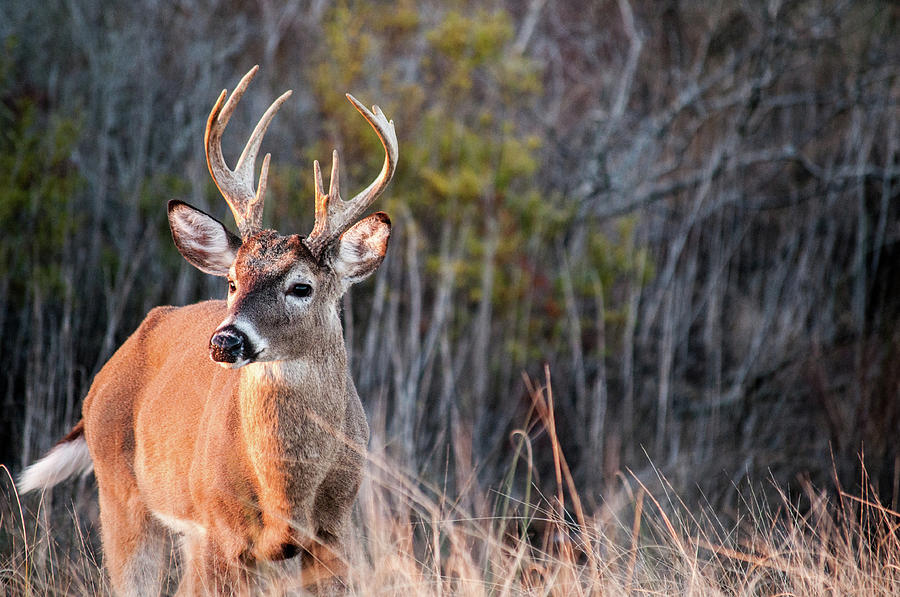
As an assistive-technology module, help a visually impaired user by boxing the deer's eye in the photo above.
[228,280,236,294]
[288,283,312,298]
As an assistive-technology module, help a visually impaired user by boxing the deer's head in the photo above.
[167,66,397,368]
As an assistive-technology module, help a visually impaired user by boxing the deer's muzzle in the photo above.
[209,326,250,366]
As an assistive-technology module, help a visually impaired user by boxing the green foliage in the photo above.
[425,9,512,95]
[0,46,83,295]
[292,1,654,358]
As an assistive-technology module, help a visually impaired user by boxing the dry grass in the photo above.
[342,371,900,596]
[3,373,900,596]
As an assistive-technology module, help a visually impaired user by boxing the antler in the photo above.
[304,94,398,258]
[205,65,292,238]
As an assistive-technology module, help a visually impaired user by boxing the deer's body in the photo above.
[18,66,397,595]
[86,300,366,563]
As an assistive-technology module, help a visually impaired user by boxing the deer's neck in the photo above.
[237,345,349,537]
[240,356,348,414]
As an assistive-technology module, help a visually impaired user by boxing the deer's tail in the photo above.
[17,420,93,494]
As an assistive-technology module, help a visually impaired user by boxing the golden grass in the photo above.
[4,371,900,595]
[343,459,900,595]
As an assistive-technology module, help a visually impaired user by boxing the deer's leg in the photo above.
[300,540,348,595]
[312,440,364,540]
[96,487,168,597]
[176,535,257,597]
[298,442,362,594]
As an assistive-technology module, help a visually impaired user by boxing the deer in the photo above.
[17,65,397,596]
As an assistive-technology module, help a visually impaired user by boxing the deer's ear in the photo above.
[168,200,242,277]
[332,212,391,288]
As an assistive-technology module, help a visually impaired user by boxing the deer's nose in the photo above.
[209,327,248,364]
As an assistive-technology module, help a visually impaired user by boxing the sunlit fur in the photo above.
[19,211,390,596]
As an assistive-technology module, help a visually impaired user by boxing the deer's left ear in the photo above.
[332,212,391,289]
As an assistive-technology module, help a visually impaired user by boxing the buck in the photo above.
[18,66,397,595]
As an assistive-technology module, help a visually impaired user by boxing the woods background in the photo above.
[1,0,898,522]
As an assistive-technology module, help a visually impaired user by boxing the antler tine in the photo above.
[205,65,292,238]
[304,94,398,257]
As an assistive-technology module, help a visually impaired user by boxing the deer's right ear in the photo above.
[168,200,242,277]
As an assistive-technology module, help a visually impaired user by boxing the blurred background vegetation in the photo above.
[1,0,898,521]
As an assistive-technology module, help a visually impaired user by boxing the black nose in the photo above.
[209,327,247,363]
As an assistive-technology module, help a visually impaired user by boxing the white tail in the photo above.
[18,429,93,494]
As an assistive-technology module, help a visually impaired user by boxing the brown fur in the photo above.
[22,71,396,595]
[75,214,386,595]
[55,418,85,446]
